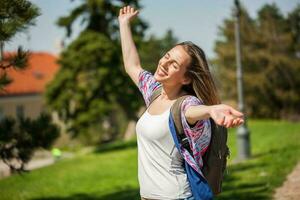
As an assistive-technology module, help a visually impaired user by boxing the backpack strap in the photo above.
[170,95,193,156]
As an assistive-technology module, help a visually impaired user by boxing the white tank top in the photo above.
[136,106,192,199]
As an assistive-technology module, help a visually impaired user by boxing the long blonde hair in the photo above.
[178,41,221,105]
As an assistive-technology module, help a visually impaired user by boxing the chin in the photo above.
[154,72,161,81]
[154,72,164,83]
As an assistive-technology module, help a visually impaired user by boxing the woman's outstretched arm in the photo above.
[119,5,143,86]
[185,104,244,128]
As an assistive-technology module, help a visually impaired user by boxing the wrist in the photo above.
[119,20,130,26]
[207,105,214,118]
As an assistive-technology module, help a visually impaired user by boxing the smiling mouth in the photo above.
[158,67,168,76]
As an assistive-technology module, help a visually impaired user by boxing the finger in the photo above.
[230,108,244,117]
[133,10,139,16]
[234,118,242,126]
[126,5,130,13]
[223,116,229,127]
[227,118,234,128]
[223,116,228,127]
[130,7,134,13]
[224,117,228,128]
[233,118,243,127]
[218,114,225,126]
[119,8,123,15]
[231,119,237,126]
[225,115,234,128]
[238,118,244,125]
[235,119,244,126]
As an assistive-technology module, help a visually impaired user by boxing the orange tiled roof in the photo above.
[0,52,59,96]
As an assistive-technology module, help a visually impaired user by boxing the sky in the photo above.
[5,0,300,59]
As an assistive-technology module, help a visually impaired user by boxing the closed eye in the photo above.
[166,52,180,67]
[172,61,179,68]
[165,53,170,59]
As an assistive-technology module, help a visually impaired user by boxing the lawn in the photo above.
[0,119,299,200]
[217,119,300,200]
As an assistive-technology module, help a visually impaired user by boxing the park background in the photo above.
[0,0,300,199]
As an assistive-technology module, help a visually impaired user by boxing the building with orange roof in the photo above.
[0,52,59,120]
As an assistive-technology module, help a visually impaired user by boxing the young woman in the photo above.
[119,5,244,200]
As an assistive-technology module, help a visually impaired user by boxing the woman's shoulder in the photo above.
[139,69,159,85]
[138,69,162,107]
[181,94,204,107]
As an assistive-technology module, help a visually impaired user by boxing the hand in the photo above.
[118,5,139,24]
[209,104,244,128]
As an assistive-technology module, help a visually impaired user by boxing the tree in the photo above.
[213,3,300,119]
[45,1,178,143]
[288,4,300,57]
[0,0,40,89]
[0,0,59,173]
[0,114,59,173]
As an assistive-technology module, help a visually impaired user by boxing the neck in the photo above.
[160,84,187,100]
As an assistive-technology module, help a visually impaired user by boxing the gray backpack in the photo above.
[149,87,229,195]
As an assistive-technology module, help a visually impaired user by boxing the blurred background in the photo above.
[0,0,299,199]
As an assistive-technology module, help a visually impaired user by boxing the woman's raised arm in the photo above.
[118,5,143,86]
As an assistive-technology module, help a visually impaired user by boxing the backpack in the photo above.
[149,87,229,196]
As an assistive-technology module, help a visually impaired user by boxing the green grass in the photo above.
[0,146,140,200]
[0,119,299,200]
[216,119,300,200]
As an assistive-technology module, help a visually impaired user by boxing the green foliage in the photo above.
[0,0,59,174]
[0,120,299,200]
[288,5,300,54]
[46,0,146,142]
[0,0,40,89]
[56,0,147,39]
[46,30,137,141]
[0,113,60,173]
[0,47,29,71]
[46,0,178,142]
[0,73,11,91]
[0,0,40,41]
[213,3,300,119]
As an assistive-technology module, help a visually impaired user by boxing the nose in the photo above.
[160,58,171,69]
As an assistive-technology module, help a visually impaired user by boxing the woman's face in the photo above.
[154,45,191,87]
